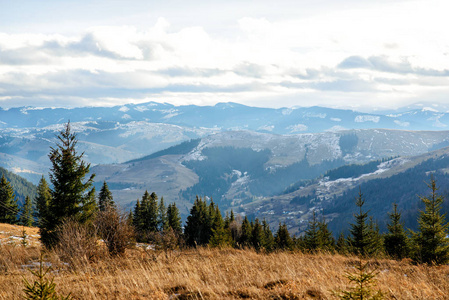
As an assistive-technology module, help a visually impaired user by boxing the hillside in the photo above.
[0,166,37,203]
[92,129,449,216]
[238,146,449,235]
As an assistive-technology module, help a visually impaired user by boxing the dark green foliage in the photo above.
[251,218,265,251]
[339,133,358,154]
[0,174,19,224]
[275,223,294,250]
[23,255,72,300]
[98,181,115,212]
[126,138,201,164]
[20,195,33,227]
[262,219,275,252]
[336,232,348,254]
[209,207,232,248]
[40,122,97,249]
[337,259,383,300]
[158,197,168,231]
[384,204,409,260]
[0,166,37,204]
[411,177,449,265]
[347,190,380,257]
[35,176,51,227]
[326,156,449,235]
[184,196,211,246]
[167,203,182,235]
[325,159,390,181]
[239,216,252,248]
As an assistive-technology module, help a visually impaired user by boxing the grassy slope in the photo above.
[0,223,448,299]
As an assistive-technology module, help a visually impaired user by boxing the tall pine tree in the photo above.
[98,181,115,211]
[20,195,33,227]
[0,174,18,224]
[412,177,449,265]
[41,122,96,248]
[384,204,409,260]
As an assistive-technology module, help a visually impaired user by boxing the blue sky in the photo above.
[1,0,449,111]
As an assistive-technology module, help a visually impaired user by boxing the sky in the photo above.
[1,0,449,112]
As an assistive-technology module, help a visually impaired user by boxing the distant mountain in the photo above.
[238,146,449,235]
[90,129,449,217]
[2,102,449,133]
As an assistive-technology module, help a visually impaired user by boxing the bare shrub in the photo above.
[94,208,135,256]
[54,218,99,265]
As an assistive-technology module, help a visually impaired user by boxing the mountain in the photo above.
[90,129,449,217]
[237,146,449,235]
[2,102,449,134]
[0,166,37,204]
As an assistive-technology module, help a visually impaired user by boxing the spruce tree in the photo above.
[184,196,209,246]
[318,217,335,252]
[262,219,275,252]
[384,204,409,260]
[20,196,34,227]
[41,122,96,248]
[34,176,52,227]
[412,177,449,265]
[158,197,168,231]
[98,181,115,211]
[304,211,321,251]
[275,223,293,250]
[0,174,18,224]
[209,207,232,248]
[348,189,376,257]
[167,203,182,235]
[239,216,252,248]
[251,218,265,251]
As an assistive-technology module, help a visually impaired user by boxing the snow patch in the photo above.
[119,106,129,112]
[258,125,274,132]
[134,106,149,112]
[121,114,132,120]
[354,115,380,123]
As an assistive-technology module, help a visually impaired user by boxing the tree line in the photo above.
[1,122,449,265]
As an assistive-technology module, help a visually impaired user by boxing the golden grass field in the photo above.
[1,224,449,299]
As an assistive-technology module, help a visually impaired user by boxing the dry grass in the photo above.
[0,224,448,299]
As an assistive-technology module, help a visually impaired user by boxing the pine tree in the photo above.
[167,203,182,235]
[384,204,409,260]
[412,177,449,265]
[0,174,18,224]
[275,223,293,250]
[348,189,376,257]
[318,217,335,252]
[336,232,348,254]
[34,176,52,227]
[251,218,265,251]
[41,122,96,248]
[209,207,232,248]
[304,211,321,251]
[158,197,168,231]
[184,196,209,246]
[20,196,33,227]
[262,219,275,252]
[98,181,115,212]
[239,216,252,248]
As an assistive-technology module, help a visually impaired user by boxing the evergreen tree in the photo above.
[239,216,252,248]
[262,219,275,252]
[318,217,335,252]
[34,176,52,227]
[20,196,34,227]
[0,174,18,224]
[133,199,143,234]
[274,223,293,250]
[41,122,96,248]
[184,196,209,246]
[367,217,383,257]
[347,189,377,257]
[145,192,158,232]
[98,181,115,211]
[167,203,182,235]
[304,211,321,251]
[209,207,232,248]
[336,232,348,254]
[384,204,409,260]
[158,197,168,231]
[250,218,265,251]
[412,177,449,265]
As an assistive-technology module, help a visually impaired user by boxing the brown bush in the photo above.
[94,208,135,256]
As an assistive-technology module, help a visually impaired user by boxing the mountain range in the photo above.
[2,101,449,233]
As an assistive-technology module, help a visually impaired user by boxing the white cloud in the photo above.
[1,1,449,110]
